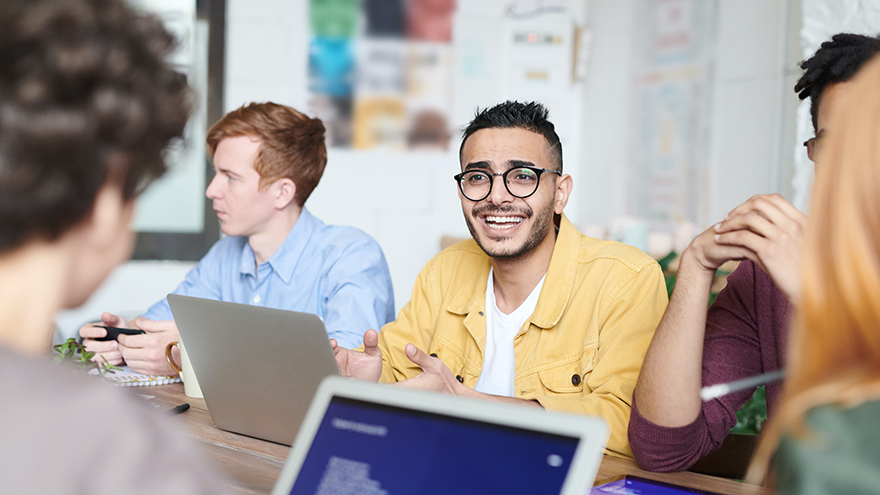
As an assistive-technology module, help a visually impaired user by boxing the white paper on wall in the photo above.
[627,0,717,231]
[451,1,587,157]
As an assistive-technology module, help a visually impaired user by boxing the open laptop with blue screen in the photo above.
[271,377,610,495]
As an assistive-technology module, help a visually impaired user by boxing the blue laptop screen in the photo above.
[288,396,581,495]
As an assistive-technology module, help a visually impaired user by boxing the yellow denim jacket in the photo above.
[374,214,668,458]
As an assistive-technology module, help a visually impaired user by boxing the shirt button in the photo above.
[456,375,464,383]
[253,295,262,303]
[571,374,581,386]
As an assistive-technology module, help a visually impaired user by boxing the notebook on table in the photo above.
[271,376,610,495]
[167,294,340,445]
[88,365,181,386]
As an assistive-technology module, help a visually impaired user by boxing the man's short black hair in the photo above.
[0,0,192,253]
[795,32,880,132]
[459,101,563,173]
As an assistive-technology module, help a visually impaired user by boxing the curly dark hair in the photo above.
[460,101,563,173]
[0,0,193,253]
[795,32,880,132]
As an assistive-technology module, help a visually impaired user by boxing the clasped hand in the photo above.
[79,313,180,375]
[688,193,806,302]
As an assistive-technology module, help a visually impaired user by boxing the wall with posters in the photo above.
[579,0,803,232]
[225,0,591,313]
[56,0,810,339]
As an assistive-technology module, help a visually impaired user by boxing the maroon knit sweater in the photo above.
[627,260,792,472]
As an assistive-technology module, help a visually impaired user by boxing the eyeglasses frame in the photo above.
[454,165,562,202]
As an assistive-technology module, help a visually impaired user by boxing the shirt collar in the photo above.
[447,213,579,329]
[530,213,579,328]
[237,207,318,285]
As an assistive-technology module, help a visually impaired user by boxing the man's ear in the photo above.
[553,174,573,214]
[274,178,297,210]
[84,183,133,249]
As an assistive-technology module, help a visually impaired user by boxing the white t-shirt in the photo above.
[474,268,545,397]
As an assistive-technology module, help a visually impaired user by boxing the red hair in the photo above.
[206,102,327,206]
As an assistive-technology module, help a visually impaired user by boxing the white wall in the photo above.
[55,261,196,342]
[707,0,802,222]
[580,0,802,228]
[57,0,806,340]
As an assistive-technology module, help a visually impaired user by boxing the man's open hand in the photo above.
[331,329,383,381]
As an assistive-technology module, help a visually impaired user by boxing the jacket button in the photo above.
[478,311,484,316]
[571,374,581,386]
[456,375,464,383]
[429,353,438,358]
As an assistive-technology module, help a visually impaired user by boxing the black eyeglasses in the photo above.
[803,137,816,162]
[454,166,561,202]
[803,131,824,162]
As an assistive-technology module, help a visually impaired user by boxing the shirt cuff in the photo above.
[628,398,710,472]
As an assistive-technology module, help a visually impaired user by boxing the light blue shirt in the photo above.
[142,207,394,349]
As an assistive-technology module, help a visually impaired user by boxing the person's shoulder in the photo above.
[0,348,229,494]
[776,398,880,494]
[804,399,880,437]
[317,223,381,249]
[575,233,659,274]
[1,347,110,406]
[726,260,787,301]
[1,348,155,435]
[305,212,380,252]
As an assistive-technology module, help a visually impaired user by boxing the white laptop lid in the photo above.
[272,376,609,495]
[167,294,340,445]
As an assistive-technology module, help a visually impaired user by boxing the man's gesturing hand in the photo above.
[395,343,467,396]
[331,329,383,382]
[713,193,806,302]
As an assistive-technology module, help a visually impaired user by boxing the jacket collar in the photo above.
[447,213,579,329]
[238,207,317,285]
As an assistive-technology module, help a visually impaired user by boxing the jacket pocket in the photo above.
[537,347,597,394]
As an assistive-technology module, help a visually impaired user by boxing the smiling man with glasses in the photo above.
[332,101,668,458]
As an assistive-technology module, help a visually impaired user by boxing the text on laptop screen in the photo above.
[288,396,581,495]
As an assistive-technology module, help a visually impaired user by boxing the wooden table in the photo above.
[144,384,773,495]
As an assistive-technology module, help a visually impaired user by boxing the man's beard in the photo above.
[464,198,555,259]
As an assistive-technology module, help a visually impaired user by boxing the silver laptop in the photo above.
[271,377,609,495]
[167,294,340,445]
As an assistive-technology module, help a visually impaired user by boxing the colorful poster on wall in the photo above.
[308,0,457,150]
[628,0,717,229]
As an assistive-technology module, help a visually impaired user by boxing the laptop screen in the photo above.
[287,396,581,495]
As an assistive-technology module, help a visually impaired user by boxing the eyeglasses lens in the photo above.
[459,167,540,201]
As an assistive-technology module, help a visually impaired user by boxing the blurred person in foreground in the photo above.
[80,102,395,376]
[0,0,230,492]
[628,33,880,472]
[332,101,668,458]
[745,51,880,494]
